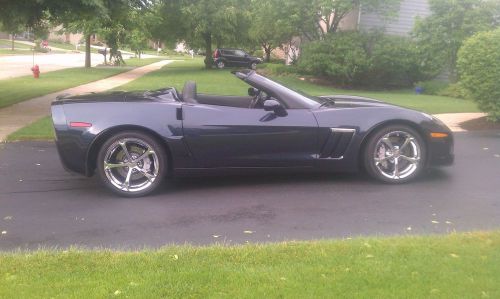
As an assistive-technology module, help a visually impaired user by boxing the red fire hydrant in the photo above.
[31,64,40,79]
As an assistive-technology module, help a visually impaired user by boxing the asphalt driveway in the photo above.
[0,131,499,250]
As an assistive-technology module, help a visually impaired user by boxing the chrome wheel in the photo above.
[217,61,225,69]
[103,138,159,193]
[250,62,257,70]
[373,131,421,180]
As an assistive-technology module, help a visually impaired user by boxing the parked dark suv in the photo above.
[213,48,262,69]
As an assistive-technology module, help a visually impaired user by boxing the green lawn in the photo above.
[118,59,478,114]
[0,39,32,49]
[118,58,250,95]
[5,117,53,141]
[0,58,167,109]
[123,57,164,67]
[0,231,499,298]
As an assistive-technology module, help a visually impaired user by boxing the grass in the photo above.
[0,39,32,49]
[123,57,165,67]
[118,58,250,95]
[5,117,53,141]
[0,67,127,108]
[274,76,479,114]
[118,59,478,114]
[0,231,499,298]
[0,58,167,109]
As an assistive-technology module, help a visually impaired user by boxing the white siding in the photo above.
[359,0,430,36]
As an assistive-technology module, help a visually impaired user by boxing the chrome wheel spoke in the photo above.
[381,137,394,150]
[119,141,132,161]
[392,157,400,178]
[122,168,133,191]
[138,168,155,182]
[400,137,414,150]
[399,155,420,164]
[104,162,129,169]
[134,148,155,163]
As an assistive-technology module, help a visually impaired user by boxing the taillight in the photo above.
[70,122,92,128]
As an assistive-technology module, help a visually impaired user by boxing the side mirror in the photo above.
[248,87,258,96]
[263,99,287,117]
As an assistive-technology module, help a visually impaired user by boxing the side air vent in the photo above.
[319,128,356,159]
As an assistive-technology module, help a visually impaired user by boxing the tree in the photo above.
[248,0,297,62]
[413,0,500,81]
[458,29,500,121]
[0,0,47,50]
[157,0,250,68]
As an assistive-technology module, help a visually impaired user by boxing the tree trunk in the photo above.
[11,33,14,51]
[203,33,213,69]
[85,34,91,68]
[264,46,272,62]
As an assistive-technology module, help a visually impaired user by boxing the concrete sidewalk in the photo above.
[0,60,172,141]
[433,113,487,132]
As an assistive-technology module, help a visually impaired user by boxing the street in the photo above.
[0,131,499,250]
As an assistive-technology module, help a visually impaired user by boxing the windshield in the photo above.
[243,72,327,108]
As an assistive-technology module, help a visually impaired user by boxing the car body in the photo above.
[51,70,454,196]
[213,48,262,69]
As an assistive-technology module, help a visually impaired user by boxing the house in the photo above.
[282,0,431,64]
[343,0,431,36]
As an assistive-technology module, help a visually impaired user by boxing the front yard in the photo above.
[0,58,164,109]
[0,231,499,298]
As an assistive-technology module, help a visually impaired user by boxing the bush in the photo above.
[457,29,500,121]
[298,32,369,86]
[437,82,469,99]
[415,80,449,95]
[261,63,299,75]
[298,32,437,88]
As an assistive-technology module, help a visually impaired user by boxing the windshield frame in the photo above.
[237,71,324,109]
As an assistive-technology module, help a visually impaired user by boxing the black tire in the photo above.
[97,131,168,197]
[363,125,426,183]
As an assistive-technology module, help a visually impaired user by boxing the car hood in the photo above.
[318,95,399,109]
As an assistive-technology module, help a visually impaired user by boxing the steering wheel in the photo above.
[249,90,266,109]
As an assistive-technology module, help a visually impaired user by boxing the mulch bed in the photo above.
[460,116,500,131]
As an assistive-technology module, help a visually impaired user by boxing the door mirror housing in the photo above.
[248,87,258,96]
[263,99,287,117]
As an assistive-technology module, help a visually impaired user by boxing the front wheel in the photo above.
[363,125,426,183]
[97,131,168,197]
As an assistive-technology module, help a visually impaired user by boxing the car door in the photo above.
[221,49,238,67]
[181,103,318,168]
[232,50,249,67]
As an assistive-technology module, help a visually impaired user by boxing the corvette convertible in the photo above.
[51,69,454,197]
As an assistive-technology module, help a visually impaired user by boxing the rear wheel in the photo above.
[364,125,426,183]
[97,131,167,197]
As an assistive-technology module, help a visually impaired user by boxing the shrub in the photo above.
[457,29,500,121]
[258,63,299,75]
[414,80,449,95]
[298,32,369,86]
[298,32,437,88]
[437,82,469,99]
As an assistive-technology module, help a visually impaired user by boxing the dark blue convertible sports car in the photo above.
[51,70,454,197]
